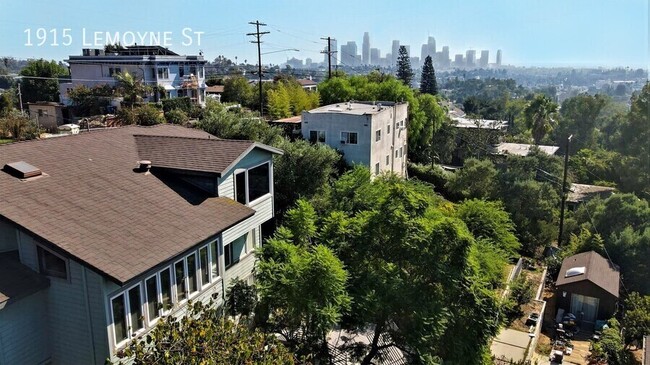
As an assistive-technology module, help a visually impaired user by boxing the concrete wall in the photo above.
[0,291,50,365]
[301,103,408,176]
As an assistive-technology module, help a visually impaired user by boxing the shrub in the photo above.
[161,96,192,113]
[165,109,189,124]
[136,104,165,126]
[510,276,535,305]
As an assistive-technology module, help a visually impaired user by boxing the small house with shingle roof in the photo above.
[0,124,281,364]
[555,251,620,325]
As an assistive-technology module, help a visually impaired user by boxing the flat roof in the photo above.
[305,101,405,116]
[494,143,559,156]
[567,183,616,203]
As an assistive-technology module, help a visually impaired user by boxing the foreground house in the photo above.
[0,125,281,364]
[59,46,207,106]
[555,251,620,326]
[301,101,408,177]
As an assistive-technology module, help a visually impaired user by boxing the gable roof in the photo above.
[555,251,620,298]
[0,125,270,285]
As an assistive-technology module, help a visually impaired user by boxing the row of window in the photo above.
[309,130,358,145]
[153,66,205,80]
[111,239,219,346]
[110,230,259,347]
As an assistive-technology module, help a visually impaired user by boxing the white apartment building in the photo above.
[59,46,207,106]
[301,101,408,177]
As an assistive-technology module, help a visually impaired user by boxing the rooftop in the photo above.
[567,183,616,204]
[305,101,405,116]
[0,125,268,284]
[555,251,620,298]
[494,143,559,156]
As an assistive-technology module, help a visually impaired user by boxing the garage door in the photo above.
[570,294,599,323]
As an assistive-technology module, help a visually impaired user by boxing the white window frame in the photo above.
[158,266,173,315]
[233,161,272,206]
[157,67,169,79]
[173,259,188,304]
[110,282,144,349]
[185,252,200,298]
[198,244,211,290]
[210,239,221,282]
[144,273,160,326]
[340,131,358,145]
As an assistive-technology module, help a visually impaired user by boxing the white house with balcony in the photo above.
[301,101,408,177]
[59,46,207,106]
[0,124,281,364]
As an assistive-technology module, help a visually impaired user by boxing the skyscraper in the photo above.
[466,50,476,68]
[479,50,489,68]
[341,41,358,66]
[420,36,436,67]
[370,48,380,65]
[391,40,400,66]
[441,46,450,68]
[454,54,464,68]
[362,32,370,65]
[496,49,502,66]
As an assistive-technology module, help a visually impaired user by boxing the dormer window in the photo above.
[234,162,271,205]
[37,246,67,279]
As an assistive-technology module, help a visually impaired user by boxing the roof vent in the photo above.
[135,160,152,174]
[3,161,42,179]
[565,266,586,278]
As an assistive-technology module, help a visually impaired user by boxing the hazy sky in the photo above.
[0,0,647,68]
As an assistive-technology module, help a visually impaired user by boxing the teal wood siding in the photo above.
[217,148,273,199]
[0,291,50,365]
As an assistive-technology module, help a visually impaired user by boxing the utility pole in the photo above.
[17,81,24,114]
[557,134,573,246]
[247,21,269,117]
[320,37,337,79]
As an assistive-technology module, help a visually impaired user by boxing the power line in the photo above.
[320,37,337,79]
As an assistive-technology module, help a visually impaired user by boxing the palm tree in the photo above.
[114,71,149,108]
[524,94,558,144]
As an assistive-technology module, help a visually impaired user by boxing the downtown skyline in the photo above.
[0,0,647,69]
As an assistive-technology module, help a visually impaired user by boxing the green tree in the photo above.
[267,82,292,119]
[114,71,150,108]
[225,278,257,319]
[419,55,437,95]
[198,100,283,145]
[0,91,15,116]
[164,108,189,124]
[621,292,650,347]
[114,300,295,365]
[222,75,254,106]
[590,319,629,365]
[257,205,351,357]
[446,158,498,200]
[554,93,608,151]
[396,46,413,86]
[0,111,39,140]
[317,77,355,105]
[67,84,114,116]
[456,199,521,257]
[18,59,68,103]
[523,94,558,144]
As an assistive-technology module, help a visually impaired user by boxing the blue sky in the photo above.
[0,0,647,68]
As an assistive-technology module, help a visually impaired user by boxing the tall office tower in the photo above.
[391,40,400,66]
[420,36,436,66]
[305,58,312,68]
[466,50,476,67]
[442,46,450,67]
[370,48,380,65]
[404,45,411,56]
[454,54,464,67]
[385,54,392,67]
[479,50,489,68]
[496,49,502,66]
[341,41,358,66]
[362,32,370,65]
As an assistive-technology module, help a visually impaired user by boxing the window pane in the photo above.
[160,268,172,310]
[235,172,246,204]
[187,254,198,294]
[145,277,159,322]
[38,247,67,278]
[199,247,210,286]
[350,132,357,144]
[128,286,143,332]
[211,241,219,280]
[112,294,127,343]
[175,261,187,301]
[248,163,270,202]
[376,130,381,141]
[318,131,326,142]
[309,131,317,143]
[224,243,232,269]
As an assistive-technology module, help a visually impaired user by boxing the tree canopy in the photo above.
[419,55,437,95]
[396,46,414,86]
[18,59,68,104]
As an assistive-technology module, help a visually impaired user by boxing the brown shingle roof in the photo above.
[0,125,259,284]
[555,251,620,298]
